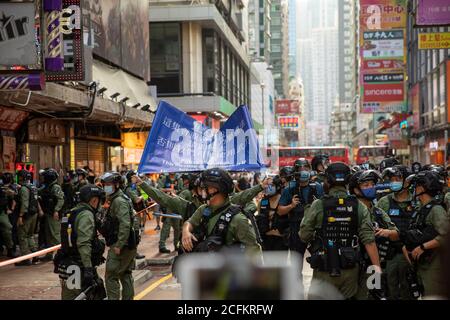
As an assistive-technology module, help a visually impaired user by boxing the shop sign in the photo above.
[417,0,450,26]
[429,141,439,151]
[28,118,66,144]
[418,32,450,50]
[0,106,28,131]
[2,136,16,172]
[275,99,299,114]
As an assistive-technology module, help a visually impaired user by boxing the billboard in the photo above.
[418,32,450,50]
[275,99,299,114]
[0,2,38,66]
[417,0,450,26]
[409,84,420,133]
[359,0,407,114]
[277,116,299,129]
[82,0,150,81]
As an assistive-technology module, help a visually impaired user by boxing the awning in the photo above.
[92,61,157,110]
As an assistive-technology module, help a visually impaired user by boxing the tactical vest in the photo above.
[40,184,57,214]
[412,200,440,232]
[125,186,144,212]
[23,184,39,217]
[321,195,359,246]
[387,195,414,233]
[288,183,317,231]
[194,204,243,252]
[60,206,105,267]
[257,196,287,235]
[99,194,140,249]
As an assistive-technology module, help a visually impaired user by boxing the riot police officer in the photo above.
[377,165,415,299]
[15,170,40,266]
[379,157,399,173]
[55,184,106,300]
[181,168,261,254]
[124,170,145,260]
[256,175,289,252]
[401,170,449,297]
[348,170,398,299]
[73,168,89,194]
[0,173,17,258]
[39,168,65,261]
[62,171,75,212]
[100,172,139,300]
[278,158,324,261]
[299,163,382,299]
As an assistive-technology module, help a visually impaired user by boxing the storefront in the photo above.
[73,123,121,175]
[121,131,149,170]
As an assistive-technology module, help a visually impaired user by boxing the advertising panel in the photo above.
[409,83,420,133]
[359,0,407,114]
[82,0,150,81]
[275,99,300,114]
[418,32,450,50]
[0,2,38,66]
[277,116,299,129]
[417,0,450,26]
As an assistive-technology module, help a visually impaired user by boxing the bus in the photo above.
[277,146,351,167]
[355,145,389,165]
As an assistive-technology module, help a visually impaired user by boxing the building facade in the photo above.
[270,0,289,98]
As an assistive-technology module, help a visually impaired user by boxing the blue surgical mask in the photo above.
[104,185,114,195]
[131,183,137,190]
[361,187,377,200]
[390,181,403,192]
[264,185,277,196]
[298,171,311,182]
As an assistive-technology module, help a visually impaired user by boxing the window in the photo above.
[150,23,182,94]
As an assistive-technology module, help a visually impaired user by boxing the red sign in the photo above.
[363,83,404,102]
[275,100,299,114]
[0,106,29,131]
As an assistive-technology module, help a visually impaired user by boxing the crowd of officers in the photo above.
[1,155,449,300]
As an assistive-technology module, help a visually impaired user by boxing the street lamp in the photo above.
[260,82,266,129]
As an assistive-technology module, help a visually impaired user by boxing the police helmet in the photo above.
[75,168,88,177]
[279,166,294,179]
[18,170,32,182]
[427,164,447,180]
[79,184,105,203]
[294,158,311,171]
[407,170,444,197]
[311,154,330,171]
[42,168,58,183]
[358,170,381,185]
[348,171,364,194]
[351,165,362,173]
[186,174,199,190]
[126,170,137,183]
[382,165,411,181]
[411,162,422,174]
[100,172,123,185]
[325,162,350,186]
[237,177,251,191]
[200,168,234,195]
[379,157,399,172]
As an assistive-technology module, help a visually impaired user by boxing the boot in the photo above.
[15,259,32,266]
[136,253,146,259]
[159,247,170,254]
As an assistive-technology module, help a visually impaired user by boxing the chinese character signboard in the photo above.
[359,0,407,114]
[418,32,450,50]
[275,99,299,114]
[417,0,450,26]
[0,106,29,131]
[277,116,299,129]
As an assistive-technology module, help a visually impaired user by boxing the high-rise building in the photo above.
[298,0,339,145]
[270,0,289,98]
[149,0,252,127]
[288,0,297,79]
[249,0,272,61]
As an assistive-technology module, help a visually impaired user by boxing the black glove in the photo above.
[83,267,95,288]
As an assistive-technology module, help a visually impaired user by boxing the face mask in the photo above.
[361,187,377,200]
[390,181,403,192]
[131,183,137,190]
[104,185,114,196]
[264,185,277,196]
[298,171,311,182]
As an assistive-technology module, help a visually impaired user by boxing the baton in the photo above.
[152,212,183,220]
[135,203,157,215]
[74,284,95,300]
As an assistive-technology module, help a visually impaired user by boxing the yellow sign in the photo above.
[419,32,450,50]
[122,132,149,149]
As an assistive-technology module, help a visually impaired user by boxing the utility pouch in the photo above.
[307,253,327,271]
[339,247,357,269]
[327,243,341,277]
